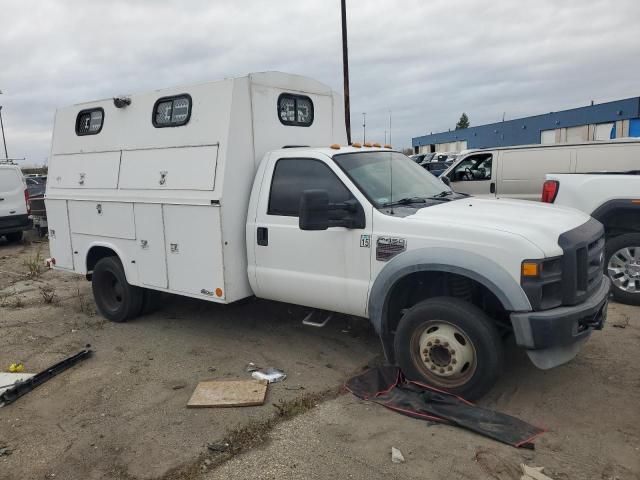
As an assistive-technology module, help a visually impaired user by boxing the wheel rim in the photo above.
[98,271,124,312]
[410,320,477,388]
[607,246,640,293]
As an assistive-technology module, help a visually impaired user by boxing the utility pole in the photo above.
[0,91,8,159]
[362,112,366,143]
[389,110,392,145]
[340,0,351,144]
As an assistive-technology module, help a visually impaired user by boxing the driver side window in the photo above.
[268,158,352,216]
[451,155,492,182]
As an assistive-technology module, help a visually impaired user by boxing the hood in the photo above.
[407,197,591,257]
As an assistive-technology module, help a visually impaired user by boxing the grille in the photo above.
[558,219,605,306]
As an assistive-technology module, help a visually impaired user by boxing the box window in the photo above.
[76,108,104,136]
[153,94,192,127]
[277,94,314,127]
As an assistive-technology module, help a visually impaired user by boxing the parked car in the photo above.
[542,171,640,305]
[422,159,453,177]
[432,152,459,163]
[46,72,608,399]
[0,161,32,242]
[441,140,640,200]
[410,152,435,163]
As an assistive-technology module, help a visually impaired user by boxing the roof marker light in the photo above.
[372,142,381,148]
[330,144,340,150]
[352,142,362,148]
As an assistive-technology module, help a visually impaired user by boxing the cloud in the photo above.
[0,0,638,164]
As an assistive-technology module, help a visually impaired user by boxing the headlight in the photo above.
[520,257,563,310]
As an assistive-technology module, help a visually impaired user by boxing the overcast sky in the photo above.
[1,0,639,165]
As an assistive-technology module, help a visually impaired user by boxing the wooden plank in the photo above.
[187,379,268,408]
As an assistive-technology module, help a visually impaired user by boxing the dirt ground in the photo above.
[1,236,639,480]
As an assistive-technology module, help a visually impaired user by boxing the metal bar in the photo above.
[0,349,92,407]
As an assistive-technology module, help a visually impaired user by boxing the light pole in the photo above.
[340,0,351,145]
[0,90,8,159]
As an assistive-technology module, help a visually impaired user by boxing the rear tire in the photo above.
[394,297,503,400]
[605,233,640,306]
[92,256,144,322]
[5,231,23,243]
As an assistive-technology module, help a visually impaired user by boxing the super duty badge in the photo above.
[376,237,407,261]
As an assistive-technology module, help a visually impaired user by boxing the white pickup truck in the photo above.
[46,72,609,399]
[543,171,640,305]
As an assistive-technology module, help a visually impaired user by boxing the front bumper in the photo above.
[510,275,610,369]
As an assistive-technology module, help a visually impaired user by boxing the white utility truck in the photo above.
[46,72,610,399]
[542,171,640,306]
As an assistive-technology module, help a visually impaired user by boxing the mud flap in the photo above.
[345,366,545,448]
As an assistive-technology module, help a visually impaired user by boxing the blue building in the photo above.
[412,97,640,154]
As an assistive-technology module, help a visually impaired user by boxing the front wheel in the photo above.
[92,256,144,322]
[605,233,640,306]
[394,297,503,400]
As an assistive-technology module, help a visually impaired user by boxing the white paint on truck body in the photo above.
[46,72,347,303]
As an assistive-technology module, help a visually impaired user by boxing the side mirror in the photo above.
[299,189,366,230]
[440,175,451,186]
[299,189,330,230]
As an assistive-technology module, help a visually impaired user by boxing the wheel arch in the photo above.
[368,247,531,338]
[85,242,133,282]
[592,200,640,237]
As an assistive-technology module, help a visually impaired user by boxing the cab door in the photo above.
[446,153,495,197]
[252,153,372,317]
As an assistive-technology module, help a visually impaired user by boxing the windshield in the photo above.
[333,151,451,207]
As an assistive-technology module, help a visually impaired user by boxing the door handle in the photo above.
[490,182,496,194]
[257,227,268,246]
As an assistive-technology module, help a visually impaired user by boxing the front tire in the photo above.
[394,297,503,400]
[605,233,640,306]
[92,256,144,322]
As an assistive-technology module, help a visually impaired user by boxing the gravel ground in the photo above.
[1,237,638,480]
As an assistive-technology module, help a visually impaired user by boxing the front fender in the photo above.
[368,247,532,335]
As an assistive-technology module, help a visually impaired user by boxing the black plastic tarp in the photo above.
[345,367,545,448]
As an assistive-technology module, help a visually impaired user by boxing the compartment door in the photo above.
[163,205,225,299]
[119,146,219,191]
[134,203,168,288]
[48,151,121,189]
[68,201,135,239]
[45,199,74,270]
